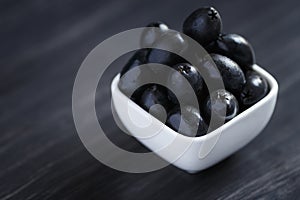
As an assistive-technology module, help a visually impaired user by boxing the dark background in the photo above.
[1,0,300,199]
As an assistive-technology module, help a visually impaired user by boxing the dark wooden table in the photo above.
[1,0,300,199]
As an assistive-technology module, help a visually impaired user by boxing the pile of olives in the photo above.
[118,7,269,137]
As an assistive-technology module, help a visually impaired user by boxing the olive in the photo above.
[206,34,256,71]
[240,71,269,107]
[204,89,239,122]
[210,54,246,96]
[183,7,222,46]
[166,105,208,137]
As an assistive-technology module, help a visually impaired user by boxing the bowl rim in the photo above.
[112,64,278,142]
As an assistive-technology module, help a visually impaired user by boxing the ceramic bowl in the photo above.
[111,64,278,173]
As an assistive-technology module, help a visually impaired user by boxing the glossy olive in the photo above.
[183,7,222,46]
[167,63,204,105]
[139,84,173,122]
[204,89,239,122]
[166,105,208,137]
[206,34,256,70]
[146,31,188,66]
[210,54,246,95]
[240,71,269,107]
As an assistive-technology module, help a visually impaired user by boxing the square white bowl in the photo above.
[111,64,278,173]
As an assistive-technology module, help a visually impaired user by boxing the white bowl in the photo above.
[111,64,278,173]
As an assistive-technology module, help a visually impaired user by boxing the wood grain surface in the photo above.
[1,0,300,199]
